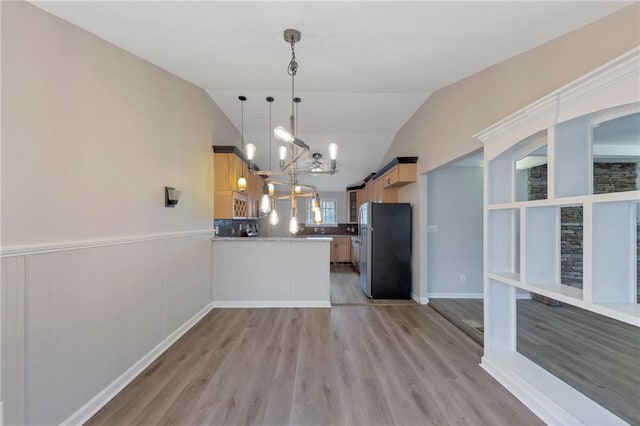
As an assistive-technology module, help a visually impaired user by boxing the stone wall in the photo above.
[527,164,548,200]
[593,163,637,194]
[560,206,584,287]
[527,162,639,304]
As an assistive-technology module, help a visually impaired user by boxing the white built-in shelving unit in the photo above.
[476,47,639,425]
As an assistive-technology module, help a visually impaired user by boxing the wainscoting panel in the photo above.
[289,241,330,302]
[164,234,212,337]
[212,241,290,301]
[0,231,213,425]
[211,239,330,307]
[27,242,165,425]
[1,256,27,426]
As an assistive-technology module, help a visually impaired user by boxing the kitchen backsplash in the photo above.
[214,218,264,237]
[214,219,358,237]
[297,223,358,236]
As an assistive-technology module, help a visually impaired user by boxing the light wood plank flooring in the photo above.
[429,298,640,425]
[87,272,542,426]
[330,264,415,306]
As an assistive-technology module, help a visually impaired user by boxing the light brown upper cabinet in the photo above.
[381,163,417,188]
[213,146,263,219]
[346,188,362,223]
[348,157,417,208]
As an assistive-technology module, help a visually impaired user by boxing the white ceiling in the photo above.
[32,1,630,190]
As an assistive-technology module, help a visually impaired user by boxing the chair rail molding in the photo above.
[0,229,214,257]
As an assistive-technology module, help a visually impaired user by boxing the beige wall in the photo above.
[382,3,640,174]
[383,3,640,300]
[1,1,239,246]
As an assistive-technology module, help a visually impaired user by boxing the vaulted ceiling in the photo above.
[32,1,630,190]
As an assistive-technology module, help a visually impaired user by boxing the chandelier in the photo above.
[242,29,338,235]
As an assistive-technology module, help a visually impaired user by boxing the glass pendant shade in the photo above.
[260,194,271,214]
[289,216,298,234]
[267,183,275,196]
[328,142,338,160]
[279,146,287,160]
[269,208,279,226]
[245,143,256,160]
[274,126,295,143]
[237,175,247,191]
[313,207,322,224]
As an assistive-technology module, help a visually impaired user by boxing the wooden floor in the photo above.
[87,268,542,426]
[429,298,640,425]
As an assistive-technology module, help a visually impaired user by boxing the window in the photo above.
[306,199,338,226]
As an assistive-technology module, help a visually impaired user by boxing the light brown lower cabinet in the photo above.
[330,237,351,263]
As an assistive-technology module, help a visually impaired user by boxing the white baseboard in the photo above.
[480,352,624,426]
[427,292,483,299]
[411,293,429,304]
[211,300,331,308]
[426,293,531,300]
[61,303,213,426]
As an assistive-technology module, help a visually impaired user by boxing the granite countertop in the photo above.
[213,237,333,242]
[298,234,355,238]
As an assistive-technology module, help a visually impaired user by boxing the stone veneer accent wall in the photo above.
[527,163,639,304]
[560,206,584,287]
[527,165,548,200]
[593,163,638,193]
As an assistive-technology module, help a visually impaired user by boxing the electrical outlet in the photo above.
[427,225,438,233]
[460,274,466,283]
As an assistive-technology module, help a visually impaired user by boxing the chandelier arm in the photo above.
[267,178,295,186]
[291,149,307,164]
[294,193,315,198]
[292,183,316,191]
[295,170,337,176]
[280,161,291,172]
[276,147,306,172]
[249,170,291,177]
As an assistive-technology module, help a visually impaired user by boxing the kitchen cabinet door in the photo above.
[337,241,351,262]
[347,190,360,223]
[329,238,351,263]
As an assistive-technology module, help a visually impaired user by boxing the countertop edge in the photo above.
[213,237,334,242]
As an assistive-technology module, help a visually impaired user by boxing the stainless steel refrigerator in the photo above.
[359,202,412,299]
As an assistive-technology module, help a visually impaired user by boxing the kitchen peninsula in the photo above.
[212,237,331,307]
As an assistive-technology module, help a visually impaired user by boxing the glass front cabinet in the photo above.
[476,47,639,425]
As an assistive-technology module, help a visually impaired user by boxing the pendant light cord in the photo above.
[269,100,272,169]
[239,96,246,179]
[241,100,244,152]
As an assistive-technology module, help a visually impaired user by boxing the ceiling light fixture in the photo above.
[246,28,338,234]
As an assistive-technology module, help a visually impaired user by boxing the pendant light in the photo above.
[269,207,279,226]
[260,96,275,215]
[237,95,247,191]
[260,187,271,214]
